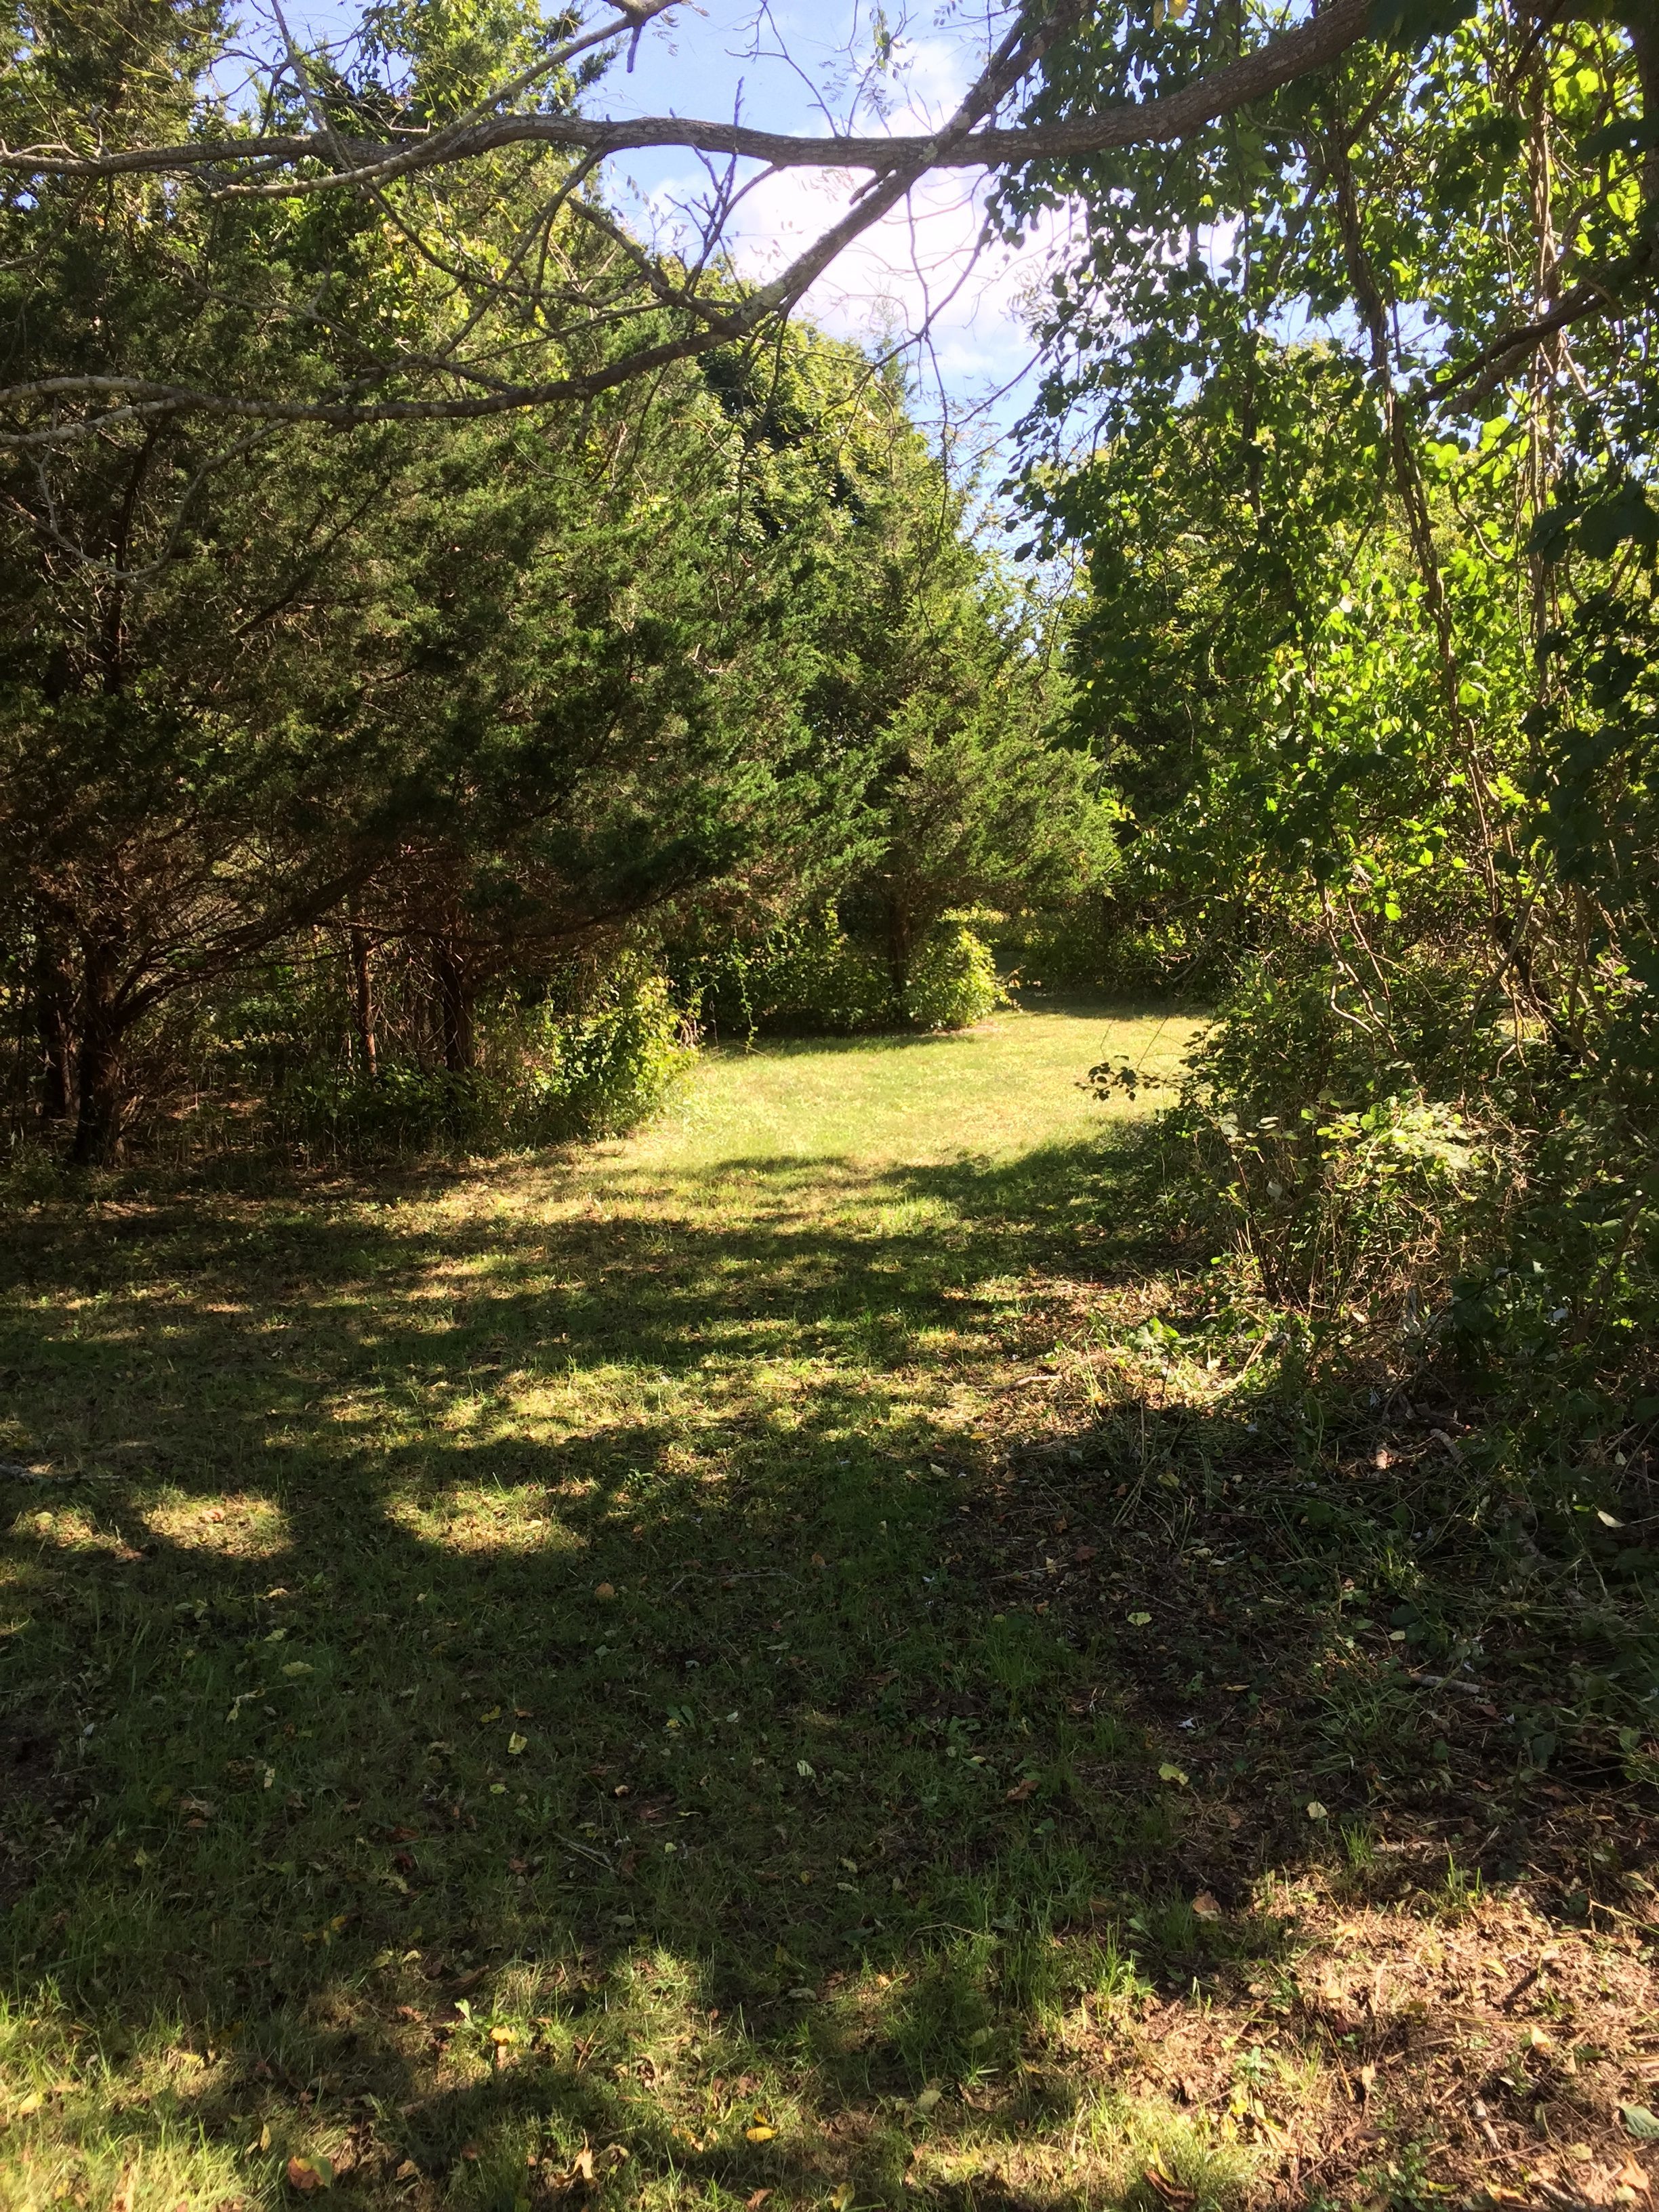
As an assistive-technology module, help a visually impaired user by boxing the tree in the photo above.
[691,325,1112,996]
[0,0,402,1158]
[329,387,846,1071]
[0,0,1500,450]
[1008,0,1659,1339]
[0,9,1047,1153]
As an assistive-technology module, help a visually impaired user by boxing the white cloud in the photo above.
[600,0,1085,442]
[628,115,1078,432]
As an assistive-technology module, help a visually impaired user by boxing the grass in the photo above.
[0,1000,1656,2212]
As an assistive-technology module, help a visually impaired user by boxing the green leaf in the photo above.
[1526,503,1579,562]
[1621,2104,1659,2141]
[1555,0,1654,22]
[1576,486,1659,560]
[1370,0,1477,51]
[1580,115,1659,162]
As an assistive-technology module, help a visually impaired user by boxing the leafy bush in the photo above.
[1189,1087,1480,1317]
[512,960,687,1135]
[274,960,688,1159]
[274,1065,501,1156]
[684,907,896,1037]
[995,907,1224,998]
[903,921,1001,1030]
[1167,945,1507,1325]
[680,910,1003,1038]
[1162,939,1659,1401]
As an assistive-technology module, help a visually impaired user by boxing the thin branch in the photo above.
[0,0,1084,449]
[1429,245,1654,412]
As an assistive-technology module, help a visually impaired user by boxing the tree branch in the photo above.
[0,0,1089,448]
[0,0,1383,447]
[0,0,1375,189]
[1428,246,1654,413]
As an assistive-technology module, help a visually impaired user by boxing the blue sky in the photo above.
[281,0,1077,463]
[604,0,1076,451]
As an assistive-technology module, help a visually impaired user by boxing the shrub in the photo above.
[684,906,896,1038]
[677,909,1002,1038]
[514,962,687,1136]
[1188,1087,1481,1317]
[1167,943,1506,1326]
[274,1063,489,1156]
[903,922,1000,1031]
[274,958,688,1159]
[994,906,1221,997]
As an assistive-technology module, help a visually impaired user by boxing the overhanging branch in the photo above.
[0,0,1374,189]
[0,0,1380,447]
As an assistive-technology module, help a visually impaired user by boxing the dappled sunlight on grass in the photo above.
[384,1488,588,1556]
[1,1005,1655,2209]
[142,1492,292,1559]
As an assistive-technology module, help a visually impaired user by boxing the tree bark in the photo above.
[430,938,475,1073]
[70,939,127,1166]
[885,897,914,997]
[348,910,379,1080]
[32,933,75,1122]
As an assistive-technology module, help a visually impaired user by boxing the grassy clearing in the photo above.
[0,1002,1656,2212]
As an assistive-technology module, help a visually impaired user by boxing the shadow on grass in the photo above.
[0,1124,1652,2207]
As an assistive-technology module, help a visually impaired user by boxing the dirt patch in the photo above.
[1143,1893,1653,2209]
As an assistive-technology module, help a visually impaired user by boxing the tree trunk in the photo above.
[348,912,379,1080]
[32,935,75,1123]
[431,939,475,1073]
[70,941,127,1166]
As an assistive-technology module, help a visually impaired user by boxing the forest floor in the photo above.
[0,1001,1656,2212]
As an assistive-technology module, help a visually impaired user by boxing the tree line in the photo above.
[0,0,1117,1164]
[1006,0,1656,1410]
[4,0,1656,1428]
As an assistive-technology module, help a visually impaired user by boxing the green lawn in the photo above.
[0,1004,1650,2212]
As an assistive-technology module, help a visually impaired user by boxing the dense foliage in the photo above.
[1002,0,1658,1412]
[7,0,1656,1431]
[0,0,1113,1162]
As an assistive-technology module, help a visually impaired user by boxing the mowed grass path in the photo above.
[0,1004,1207,2212]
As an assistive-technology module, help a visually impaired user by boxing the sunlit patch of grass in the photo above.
[10,1504,137,1559]
[384,1486,586,1555]
[1097,2095,1261,2209]
[0,1995,255,2211]
[142,1490,291,1557]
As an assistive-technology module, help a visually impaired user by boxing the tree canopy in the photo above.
[6,0,1647,438]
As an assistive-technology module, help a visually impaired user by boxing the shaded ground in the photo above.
[0,1002,1654,2212]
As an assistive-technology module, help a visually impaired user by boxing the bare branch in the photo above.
[0,0,1376,190]
[0,0,1088,449]
[0,0,1387,450]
